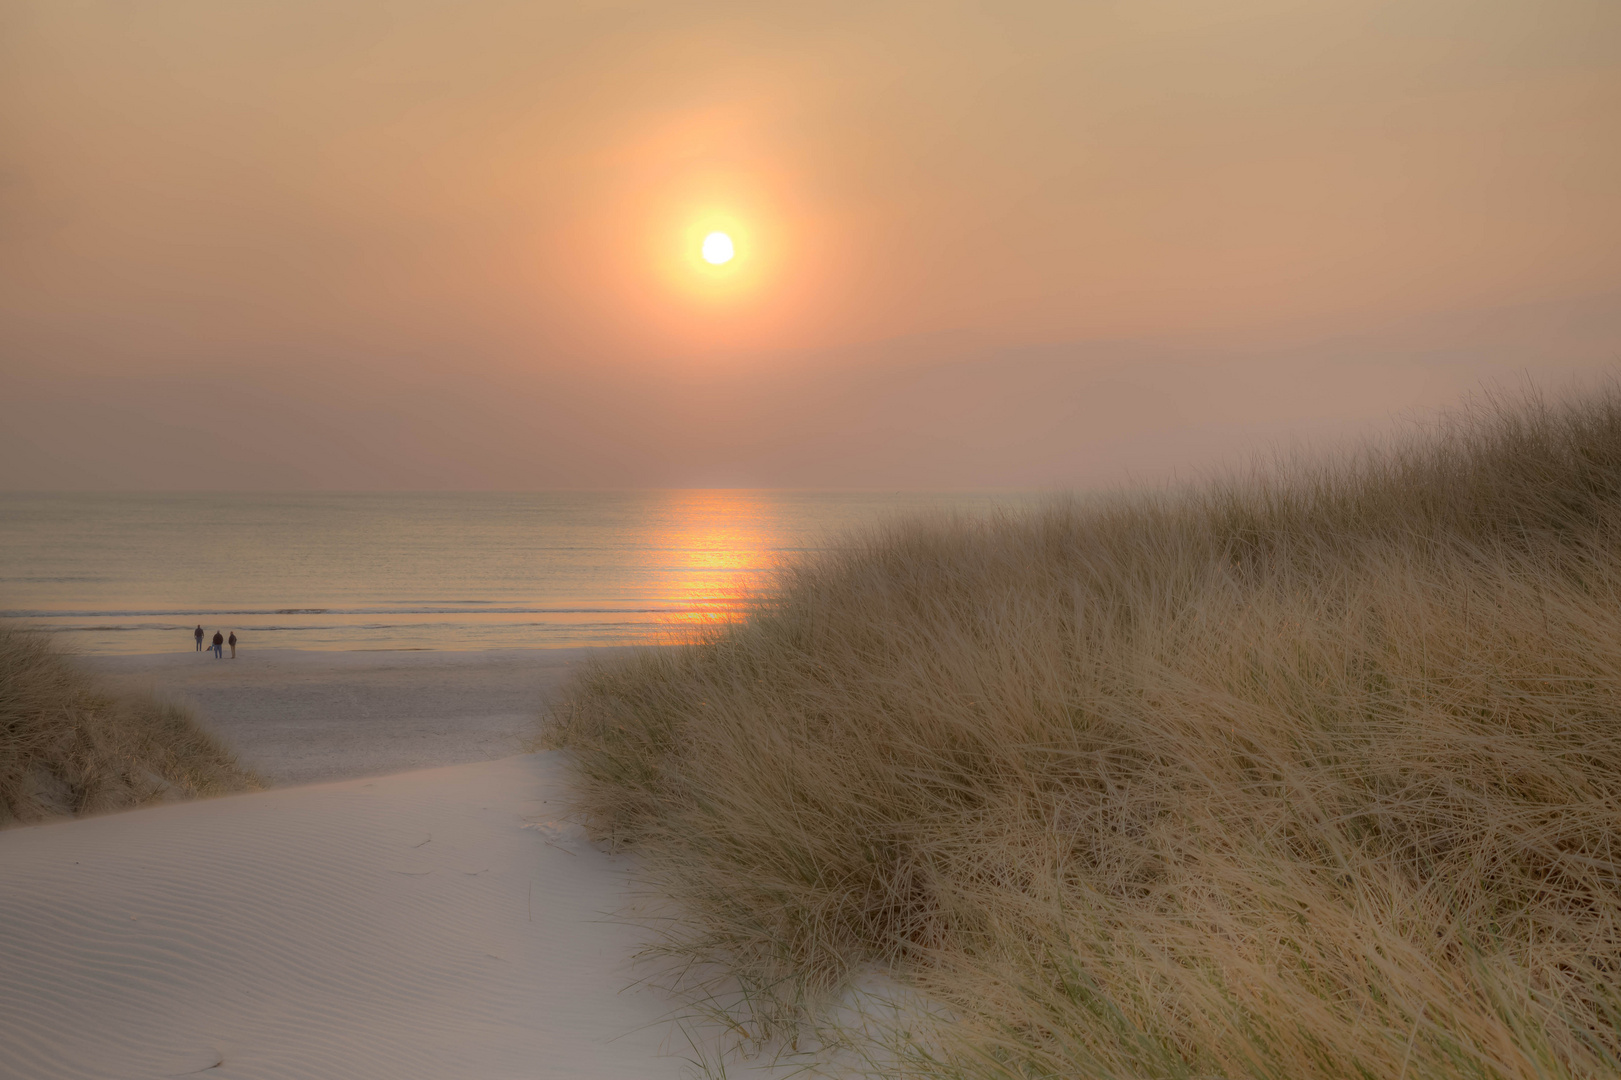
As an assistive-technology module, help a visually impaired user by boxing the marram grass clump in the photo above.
[0,627,259,826]
[546,389,1621,1080]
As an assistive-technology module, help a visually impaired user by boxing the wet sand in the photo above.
[84,647,643,786]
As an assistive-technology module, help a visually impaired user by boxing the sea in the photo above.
[0,492,1036,654]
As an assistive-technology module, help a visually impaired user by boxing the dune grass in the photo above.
[545,388,1621,1079]
[0,627,259,826]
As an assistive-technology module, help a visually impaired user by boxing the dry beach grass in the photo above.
[547,388,1621,1079]
[0,627,258,825]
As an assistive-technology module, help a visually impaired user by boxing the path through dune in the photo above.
[0,754,743,1079]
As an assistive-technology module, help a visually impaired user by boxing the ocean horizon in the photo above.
[0,491,1039,653]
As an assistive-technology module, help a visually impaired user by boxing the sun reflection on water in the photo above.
[646,490,785,635]
[1,491,1032,653]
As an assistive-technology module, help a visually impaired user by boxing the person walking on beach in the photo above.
[194,625,204,651]
[212,630,224,658]
[228,631,237,659]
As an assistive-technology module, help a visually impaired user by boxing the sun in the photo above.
[701,231,735,265]
[668,214,755,293]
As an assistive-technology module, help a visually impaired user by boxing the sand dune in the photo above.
[0,752,772,1080]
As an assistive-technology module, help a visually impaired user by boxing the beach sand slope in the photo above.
[0,752,740,1080]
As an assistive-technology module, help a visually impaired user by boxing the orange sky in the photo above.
[1,0,1618,488]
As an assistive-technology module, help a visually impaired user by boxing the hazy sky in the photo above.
[2,0,1618,489]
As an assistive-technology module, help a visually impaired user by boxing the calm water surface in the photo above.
[0,492,1035,653]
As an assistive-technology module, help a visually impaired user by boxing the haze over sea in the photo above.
[0,492,1032,654]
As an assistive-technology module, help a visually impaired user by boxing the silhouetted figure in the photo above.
[228,632,237,659]
[194,625,204,651]
[212,630,224,659]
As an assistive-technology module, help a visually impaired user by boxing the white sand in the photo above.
[0,648,857,1078]
[85,648,635,785]
[0,752,794,1080]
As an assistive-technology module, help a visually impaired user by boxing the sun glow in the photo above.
[645,197,794,329]
[701,231,735,264]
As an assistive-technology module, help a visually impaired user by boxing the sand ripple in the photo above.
[0,754,700,1079]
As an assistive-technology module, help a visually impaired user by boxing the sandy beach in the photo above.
[0,646,808,1080]
[84,647,639,785]
[0,753,769,1080]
